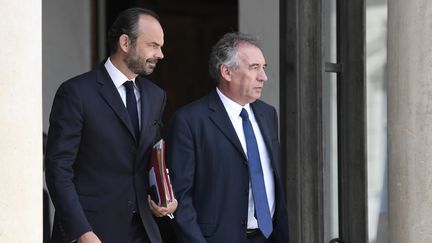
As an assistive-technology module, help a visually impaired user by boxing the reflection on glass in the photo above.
[323,0,337,63]
[366,0,388,242]
[323,0,339,241]
[323,71,339,242]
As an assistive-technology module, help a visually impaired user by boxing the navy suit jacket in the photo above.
[45,64,165,243]
[166,90,289,243]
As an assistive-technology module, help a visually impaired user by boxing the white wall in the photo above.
[0,1,42,242]
[43,0,92,132]
[239,0,280,114]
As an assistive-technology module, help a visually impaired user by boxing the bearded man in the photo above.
[45,8,176,243]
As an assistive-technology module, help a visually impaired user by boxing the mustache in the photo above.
[146,58,158,64]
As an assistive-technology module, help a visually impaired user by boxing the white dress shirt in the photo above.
[216,88,275,229]
[104,58,141,128]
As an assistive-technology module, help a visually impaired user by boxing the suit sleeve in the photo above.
[166,113,207,243]
[45,82,92,241]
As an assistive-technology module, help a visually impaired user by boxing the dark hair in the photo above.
[107,8,160,54]
[208,32,262,85]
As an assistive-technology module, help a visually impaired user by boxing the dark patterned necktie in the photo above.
[124,81,140,140]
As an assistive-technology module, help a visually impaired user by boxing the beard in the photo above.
[124,46,158,76]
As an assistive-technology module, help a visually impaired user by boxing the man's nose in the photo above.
[156,48,164,59]
[258,68,268,82]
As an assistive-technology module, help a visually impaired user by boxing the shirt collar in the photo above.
[104,58,136,88]
[216,87,252,120]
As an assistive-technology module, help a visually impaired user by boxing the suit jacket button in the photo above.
[244,189,249,196]
[127,200,135,208]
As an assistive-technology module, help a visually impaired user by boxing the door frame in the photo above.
[280,0,367,242]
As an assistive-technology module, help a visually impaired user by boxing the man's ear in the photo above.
[220,64,232,82]
[118,34,130,53]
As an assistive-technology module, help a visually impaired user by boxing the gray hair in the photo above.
[208,32,262,85]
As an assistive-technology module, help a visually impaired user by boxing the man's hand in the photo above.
[77,231,102,243]
[148,195,177,217]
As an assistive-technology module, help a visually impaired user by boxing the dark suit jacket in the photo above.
[45,64,165,243]
[166,90,289,243]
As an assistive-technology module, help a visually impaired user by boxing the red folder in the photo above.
[148,139,174,208]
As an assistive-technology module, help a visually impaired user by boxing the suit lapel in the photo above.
[252,104,286,212]
[208,91,247,160]
[135,78,163,169]
[97,65,137,141]
[251,102,275,164]
[137,78,150,140]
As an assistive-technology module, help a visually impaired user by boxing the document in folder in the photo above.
[148,139,174,208]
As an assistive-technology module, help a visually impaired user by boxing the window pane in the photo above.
[323,0,337,63]
[323,0,338,241]
[366,0,388,242]
[323,71,339,242]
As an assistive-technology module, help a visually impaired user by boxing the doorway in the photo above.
[102,0,238,124]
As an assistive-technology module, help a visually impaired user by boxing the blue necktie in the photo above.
[240,108,273,238]
[124,81,140,140]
